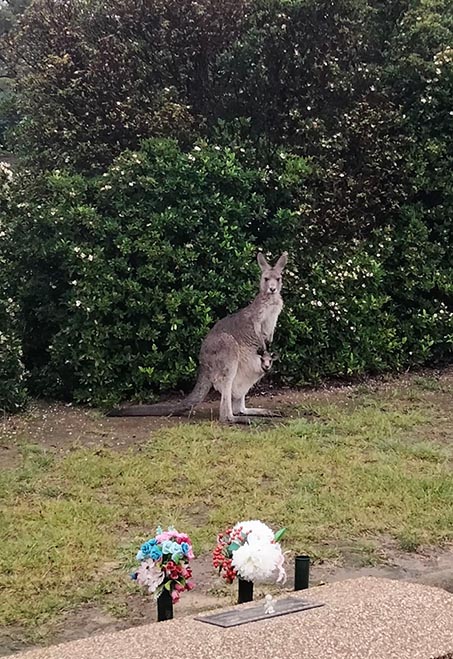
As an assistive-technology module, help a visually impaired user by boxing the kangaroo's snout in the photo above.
[269,286,276,293]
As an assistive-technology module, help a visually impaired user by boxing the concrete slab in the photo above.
[15,577,453,659]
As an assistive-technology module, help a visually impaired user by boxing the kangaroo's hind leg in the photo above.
[233,395,282,417]
[219,384,264,424]
[205,333,260,424]
[218,378,237,423]
[214,370,262,425]
[216,375,260,425]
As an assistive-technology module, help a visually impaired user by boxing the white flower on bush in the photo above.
[0,162,14,199]
[231,520,286,584]
[0,161,13,182]
[434,47,453,66]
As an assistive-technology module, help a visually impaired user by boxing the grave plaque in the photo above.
[195,597,324,628]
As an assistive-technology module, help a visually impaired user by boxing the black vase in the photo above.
[237,578,254,604]
[157,587,174,621]
[294,555,310,591]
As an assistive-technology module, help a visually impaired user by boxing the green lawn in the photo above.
[1,376,453,645]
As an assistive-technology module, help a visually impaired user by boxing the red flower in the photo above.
[212,525,251,584]
[164,561,183,580]
[182,566,192,579]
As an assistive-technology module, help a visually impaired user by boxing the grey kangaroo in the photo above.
[108,252,288,423]
[257,347,278,374]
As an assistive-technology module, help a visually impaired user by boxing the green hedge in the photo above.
[0,0,452,410]
[0,162,27,412]
[3,139,299,404]
[3,138,452,407]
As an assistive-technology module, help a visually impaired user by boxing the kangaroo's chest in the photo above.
[259,299,283,342]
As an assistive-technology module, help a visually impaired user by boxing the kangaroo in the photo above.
[257,347,278,374]
[107,252,288,423]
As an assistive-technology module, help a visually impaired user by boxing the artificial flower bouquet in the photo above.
[213,520,287,584]
[132,526,195,603]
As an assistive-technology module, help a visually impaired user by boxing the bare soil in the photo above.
[2,365,452,463]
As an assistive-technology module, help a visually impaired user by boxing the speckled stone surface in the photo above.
[16,577,453,659]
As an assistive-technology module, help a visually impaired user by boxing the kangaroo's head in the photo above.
[257,251,288,296]
[257,346,279,372]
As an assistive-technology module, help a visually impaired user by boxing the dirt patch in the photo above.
[51,592,221,643]
[0,392,305,459]
[311,543,453,591]
[0,628,34,658]
[1,365,452,458]
[0,443,21,469]
[0,402,172,455]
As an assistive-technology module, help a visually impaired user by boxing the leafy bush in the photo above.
[4,139,287,404]
[0,0,452,410]
[0,161,27,412]
[6,0,415,244]
[7,0,405,178]
[280,223,453,385]
[0,0,29,149]
[0,79,15,150]
[0,295,27,414]
[4,137,452,407]
[385,1,453,277]
[8,0,249,170]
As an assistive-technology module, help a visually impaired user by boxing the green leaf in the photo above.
[229,542,241,552]
[274,528,286,542]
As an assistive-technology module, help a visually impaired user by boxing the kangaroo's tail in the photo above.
[106,371,211,417]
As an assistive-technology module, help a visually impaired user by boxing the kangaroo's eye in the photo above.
[264,277,269,282]
[277,278,281,282]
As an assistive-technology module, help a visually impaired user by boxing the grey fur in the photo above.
[107,252,288,423]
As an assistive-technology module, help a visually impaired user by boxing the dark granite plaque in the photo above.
[195,597,324,628]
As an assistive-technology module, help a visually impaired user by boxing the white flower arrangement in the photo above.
[213,519,287,584]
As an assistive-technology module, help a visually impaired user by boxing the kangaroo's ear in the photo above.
[257,252,270,271]
[271,352,280,361]
[274,251,288,272]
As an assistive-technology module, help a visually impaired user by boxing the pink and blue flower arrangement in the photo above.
[131,526,195,603]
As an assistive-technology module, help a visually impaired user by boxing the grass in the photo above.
[1,382,453,644]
